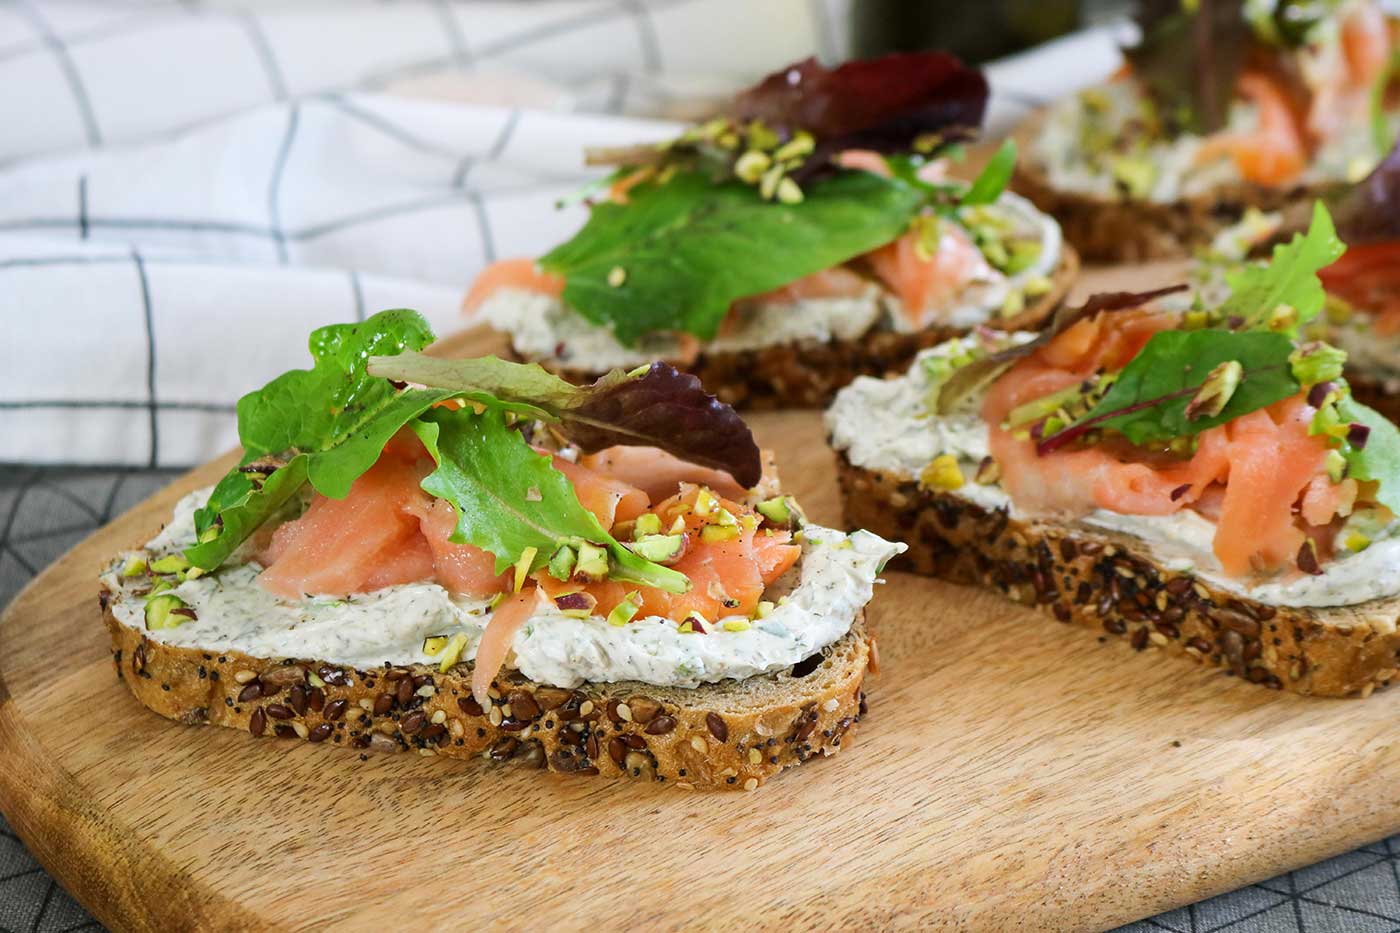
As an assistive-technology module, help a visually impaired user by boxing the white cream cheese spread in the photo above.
[107,489,905,689]
[477,191,1062,371]
[826,340,1400,609]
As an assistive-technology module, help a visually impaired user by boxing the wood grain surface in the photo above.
[3,266,1399,932]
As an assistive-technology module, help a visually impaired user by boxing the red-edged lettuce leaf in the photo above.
[733,52,987,179]
[1126,0,1253,134]
[935,284,1189,414]
[734,52,987,146]
[1330,140,1400,245]
[367,354,763,488]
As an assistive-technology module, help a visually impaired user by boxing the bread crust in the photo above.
[1011,108,1345,263]
[513,246,1078,410]
[101,594,872,790]
[833,451,1400,698]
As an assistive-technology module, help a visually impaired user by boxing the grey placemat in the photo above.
[1,465,1396,932]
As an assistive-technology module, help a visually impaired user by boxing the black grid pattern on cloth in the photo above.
[0,463,1398,932]
[0,0,929,167]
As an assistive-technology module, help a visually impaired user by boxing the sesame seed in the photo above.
[233,670,258,684]
[690,736,706,753]
[579,700,594,716]
[415,685,435,698]
[743,778,758,791]
[419,748,436,757]
[488,706,503,726]
[822,698,839,712]
[430,710,447,725]
[748,748,761,765]
[617,703,633,722]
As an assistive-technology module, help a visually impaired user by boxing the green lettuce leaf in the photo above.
[413,407,688,593]
[1040,330,1299,451]
[960,138,1016,206]
[366,355,763,487]
[1335,395,1400,515]
[539,168,925,344]
[186,309,455,570]
[1219,201,1345,333]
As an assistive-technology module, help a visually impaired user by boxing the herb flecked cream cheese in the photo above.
[105,489,905,689]
[826,341,1400,609]
[478,191,1061,370]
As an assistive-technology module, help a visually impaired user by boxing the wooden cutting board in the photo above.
[4,267,1399,933]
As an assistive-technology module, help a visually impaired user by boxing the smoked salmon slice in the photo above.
[463,259,565,315]
[985,309,1338,577]
[865,222,993,328]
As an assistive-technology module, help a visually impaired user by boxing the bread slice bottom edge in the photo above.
[509,245,1078,410]
[101,598,874,790]
[833,451,1400,698]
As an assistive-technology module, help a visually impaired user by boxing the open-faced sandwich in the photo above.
[100,310,903,789]
[828,205,1400,697]
[1186,144,1400,419]
[1016,0,1399,261]
[467,53,1077,409]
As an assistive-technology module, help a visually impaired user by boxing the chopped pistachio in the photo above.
[197,525,220,544]
[548,544,577,582]
[694,487,718,516]
[1182,309,1210,330]
[668,515,687,535]
[144,593,188,631]
[184,566,205,581]
[422,635,450,657]
[512,546,538,592]
[722,618,751,632]
[1344,531,1372,552]
[438,633,468,673]
[775,177,803,204]
[120,554,148,578]
[773,131,814,163]
[1002,240,1043,276]
[1109,154,1156,199]
[1022,274,1052,298]
[701,523,741,544]
[1267,304,1298,332]
[150,554,190,575]
[1289,342,1347,386]
[745,120,779,151]
[919,454,965,491]
[759,164,784,200]
[607,592,642,627]
[1325,449,1347,483]
[756,496,794,528]
[1000,289,1026,318]
[633,513,662,538]
[1184,360,1243,420]
[755,600,775,619]
[975,456,1001,485]
[734,150,771,183]
[574,543,609,582]
[607,266,627,288]
[629,533,686,564]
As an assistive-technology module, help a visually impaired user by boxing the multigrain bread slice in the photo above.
[512,246,1079,411]
[100,590,874,790]
[1011,109,1345,263]
[834,451,1400,698]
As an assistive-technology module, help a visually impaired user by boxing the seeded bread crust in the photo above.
[510,246,1078,410]
[1011,108,1345,263]
[833,451,1400,698]
[100,594,873,790]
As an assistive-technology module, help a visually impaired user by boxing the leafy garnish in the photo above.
[935,285,1189,414]
[412,407,688,593]
[539,169,925,344]
[731,52,988,171]
[187,310,456,570]
[960,139,1017,207]
[1218,201,1345,332]
[1125,0,1253,134]
[1038,330,1298,452]
[1330,140,1400,245]
[367,354,763,488]
[1335,395,1400,515]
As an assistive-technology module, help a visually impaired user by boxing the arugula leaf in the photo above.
[186,309,455,570]
[369,355,763,487]
[1219,201,1345,333]
[539,169,925,344]
[1335,395,1400,515]
[1039,330,1298,452]
[413,407,688,593]
[960,138,1016,207]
